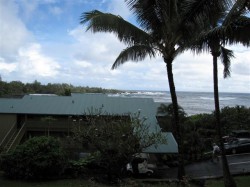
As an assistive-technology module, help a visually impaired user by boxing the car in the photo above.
[224,138,250,154]
[223,130,250,143]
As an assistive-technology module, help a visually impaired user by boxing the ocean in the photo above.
[109,91,250,116]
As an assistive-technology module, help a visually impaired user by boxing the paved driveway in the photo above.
[158,153,250,179]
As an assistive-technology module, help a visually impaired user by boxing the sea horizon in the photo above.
[109,90,250,116]
[120,89,250,95]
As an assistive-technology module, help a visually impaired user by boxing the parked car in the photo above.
[224,138,250,154]
[223,130,250,143]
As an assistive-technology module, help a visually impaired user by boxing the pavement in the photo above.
[157,153,250,180]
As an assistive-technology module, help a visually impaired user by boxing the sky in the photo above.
[0,0,249,93]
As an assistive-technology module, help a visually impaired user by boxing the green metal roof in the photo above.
[0,93,178,153]
[0,93,152,114]
[142,132,178,153]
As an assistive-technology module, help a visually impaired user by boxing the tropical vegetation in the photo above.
[0,173,250,187]
[71,109,166,182]
[80,0,202,179]
[81,0,250,186]
[157,104,250,162]
[0,105,249,185]
[187,1,250,186]
[0,79,120,97]
[0,136,67,180]
[0,1,249,186]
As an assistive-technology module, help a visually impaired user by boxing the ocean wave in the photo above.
[200,96,236,101]
[109,91,167,97]
[200,97,214,101]
[130,91,166,96]
[108,91,249,115]
[219,97,236,101]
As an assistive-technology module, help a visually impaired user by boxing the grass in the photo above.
[0,177,105,187]
[0,173,249,187]
[205,175,250,187]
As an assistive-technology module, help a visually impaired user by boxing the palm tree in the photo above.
[185,1,250,186]
[80,0,203,179]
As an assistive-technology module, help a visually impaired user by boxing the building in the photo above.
[0,93,177,154]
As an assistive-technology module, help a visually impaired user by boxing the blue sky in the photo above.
[0,0,249,93]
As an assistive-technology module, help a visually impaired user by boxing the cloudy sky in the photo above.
[0,0,249,93]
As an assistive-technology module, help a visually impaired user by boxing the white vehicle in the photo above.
[126,160,155,177]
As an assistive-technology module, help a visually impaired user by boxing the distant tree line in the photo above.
[0,79,121,97]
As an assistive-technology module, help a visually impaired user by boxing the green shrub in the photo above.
[65,153,97,177]
[0,136,67,180]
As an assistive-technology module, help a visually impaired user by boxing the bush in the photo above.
[221,106,250,133]
[0,136,67,180]
[65,153,98,178]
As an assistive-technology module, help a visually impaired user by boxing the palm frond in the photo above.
[182,0,232,27]
[189,30,213,55]
[173,45,188,59]
[224,15,250,46]
[126,0,182,41]
[194,15,250,47]
[80,10,151,46]
[111,45,156,69]
[219,46,234,78]
[126,0,163,30]
[223,0,249,26]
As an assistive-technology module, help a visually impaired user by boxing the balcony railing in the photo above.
[0,122,16,148]
[7,122,26,152]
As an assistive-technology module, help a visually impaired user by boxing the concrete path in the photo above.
[158,153,250,180]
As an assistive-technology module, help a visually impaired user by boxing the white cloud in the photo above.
[0,57,17,73]
[68,23,250,92]
[232,49,250,76]
[0,0,32,56]
[17,43,60,77]
[18,0,39,20]
[49,6,63,16]
[1,0,249,93]
[0,0,61,82]
[74,60,92,68]
[107,0,131,19]
[69,26,126,63]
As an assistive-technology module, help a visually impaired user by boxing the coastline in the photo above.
[108,91,250,116]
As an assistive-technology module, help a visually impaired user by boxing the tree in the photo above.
[72,109,166,181]
[80,0,204,179]
[221,106,250,133]
[8,81,25,95]
[0,136,67,180]
[0,80,120,97]
[186,1,250,186]
[157,103,187,133]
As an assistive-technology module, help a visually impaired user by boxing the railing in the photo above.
[25,120,74,131]
[6,122,26,152]
[0,122,16,148]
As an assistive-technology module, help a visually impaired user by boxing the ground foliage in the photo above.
[72,108,166,182]
[0,136,67,180]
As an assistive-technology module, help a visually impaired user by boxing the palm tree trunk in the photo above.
[165,58,185,180]
[213,55,237,187]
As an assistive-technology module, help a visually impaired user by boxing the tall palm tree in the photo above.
[81,0,202,179]
[185,1,250,186]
